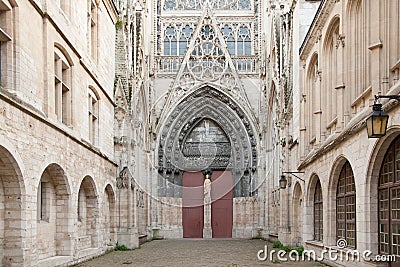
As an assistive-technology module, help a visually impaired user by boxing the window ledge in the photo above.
[335,84,345,90]
[305,240,324,248]
[0,27,11,42]
[324,245,356,251]
[326,117,337,130]
[309,136,316,144]
[391,58,400,72]
[368,41,383,50]
[351,86,372,108]
[320,245,361,261]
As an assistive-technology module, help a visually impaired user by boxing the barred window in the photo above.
[379,136,400,256]
[314,179,323,241]
[336,162,356,248]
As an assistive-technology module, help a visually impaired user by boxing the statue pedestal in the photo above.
[203,227,212,238]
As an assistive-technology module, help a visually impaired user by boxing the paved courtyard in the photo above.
[76,239,325,267]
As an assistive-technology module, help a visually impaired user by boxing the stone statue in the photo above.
[203,174,212,238]
[204,176,211,204]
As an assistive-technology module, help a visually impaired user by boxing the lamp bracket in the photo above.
[375,94,400,104]
[282,171,305,182]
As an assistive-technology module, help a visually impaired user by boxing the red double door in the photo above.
[182,171,233,238]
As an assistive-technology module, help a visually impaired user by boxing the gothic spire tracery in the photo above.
[170,5,245,94]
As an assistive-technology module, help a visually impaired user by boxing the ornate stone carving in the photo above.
[163,0,252,11]
[115,107,126,124]
[158,86,257,197]
[136,189,145,208]
[116,167,131,189]
[335,34,345,49]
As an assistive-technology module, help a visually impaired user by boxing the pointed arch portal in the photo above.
[158,86,257,237]
[158,86,257,197]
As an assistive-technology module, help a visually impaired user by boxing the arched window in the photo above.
[164,26,177,55]
[237,26,251,55]
[379,136,400,256]
[221,25,235,55]
[54,48,72,125]
[306,54,319,145]
[348,0,369,100]
[221,24,252,56]
[314,179,323,241]
[323,19,339,133]
[336,162,356,248]
[179,25,193,55]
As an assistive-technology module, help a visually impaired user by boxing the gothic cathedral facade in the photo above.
[0,0,399,266]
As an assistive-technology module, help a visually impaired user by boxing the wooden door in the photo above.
[182,172,204,238]
[211,170,233,238]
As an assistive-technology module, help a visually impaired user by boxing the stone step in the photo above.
[37,256,73,267]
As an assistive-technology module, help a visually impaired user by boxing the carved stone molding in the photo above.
[335,34,345,49]
[157,86,257,197]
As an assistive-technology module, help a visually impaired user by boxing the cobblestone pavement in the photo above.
[76,239,326,267]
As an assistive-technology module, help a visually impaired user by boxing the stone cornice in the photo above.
[299,0,337,59]
[102,0,118,23]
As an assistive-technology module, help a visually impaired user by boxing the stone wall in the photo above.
[266,1,400,266]
[0,0,118,266]
[155,196,261,239]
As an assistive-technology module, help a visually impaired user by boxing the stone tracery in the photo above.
[163,0,252,11]
[158,0,257,75]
